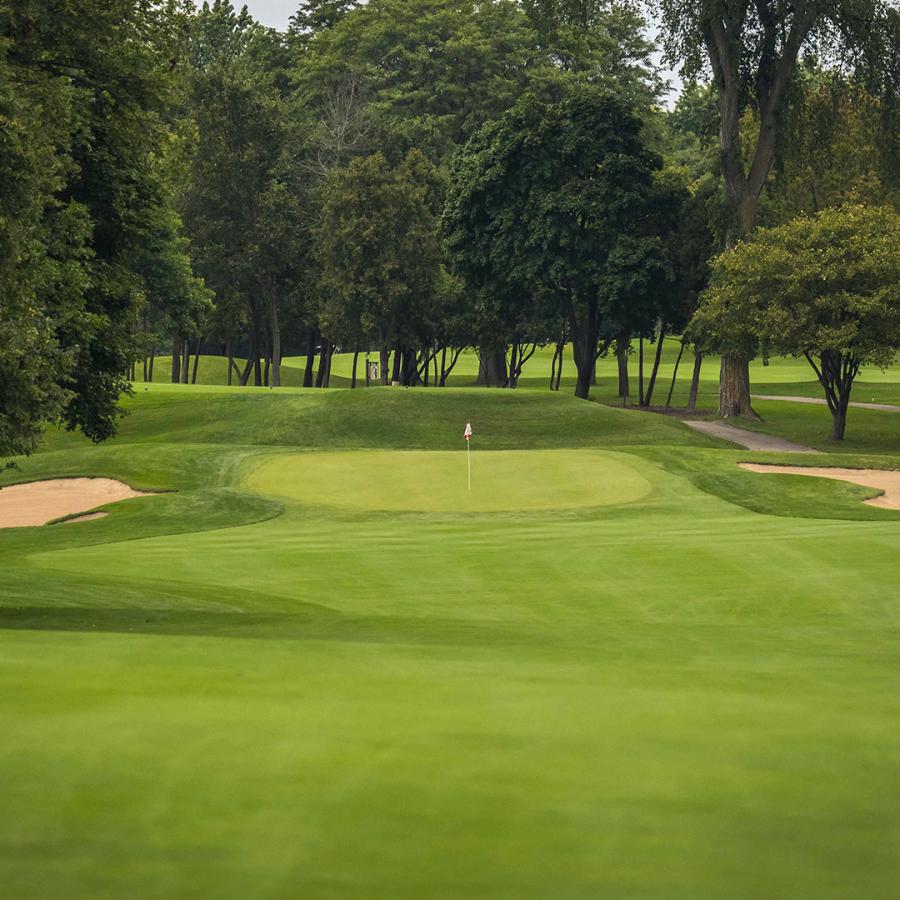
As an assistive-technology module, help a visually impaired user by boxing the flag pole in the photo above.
[467,436,471,491]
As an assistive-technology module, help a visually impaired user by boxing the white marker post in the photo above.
[464,420,473,491]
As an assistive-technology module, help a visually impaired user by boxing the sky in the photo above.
[241,0,682,102]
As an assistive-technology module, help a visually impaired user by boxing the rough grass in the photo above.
[2,386,900,899]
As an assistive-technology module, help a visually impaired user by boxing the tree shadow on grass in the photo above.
[0,605,541,648]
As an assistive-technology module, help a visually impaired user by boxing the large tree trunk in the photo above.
[171,337,181,384]
[270,303,282,388]
[717,353,758,418]
[571,302,599,400]
[391,345,402,384]
[401,347,416,386]
[831,404,848,441]
[617,343,629,401]
[226,339,234,386]
[351,350,359,388]
[478,346,508,387]
[573,354,592,400]
[380,347,389,385]
[148,346,155,383]
[719,352,754,417]
[706,20,803,420]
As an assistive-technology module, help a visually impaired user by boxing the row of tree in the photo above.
[1,0,898,457]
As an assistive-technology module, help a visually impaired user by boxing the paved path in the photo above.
[755,394,900,413]
[684,420,819,453]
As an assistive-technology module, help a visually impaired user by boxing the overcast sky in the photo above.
[241,0,682,102]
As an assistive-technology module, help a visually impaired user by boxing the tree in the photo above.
[314,151,442,384]
[654,0,899,417]
[691,204,900,440]
[0,0,191,454]
[443,88,672,400]
[761,72,900,223]
[291,0,361,37]
[181,4,308,387]
[294,0,547,164]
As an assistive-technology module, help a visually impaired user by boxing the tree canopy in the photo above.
[691,204,900,439]
[444,87,680,400]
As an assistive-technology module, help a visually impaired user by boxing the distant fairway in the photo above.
[2,384,900,898]
[141,344,900,406]
[246,449,652,512]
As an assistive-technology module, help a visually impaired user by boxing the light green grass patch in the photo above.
[245,449,652,512]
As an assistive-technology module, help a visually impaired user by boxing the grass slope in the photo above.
[2,386,900,899]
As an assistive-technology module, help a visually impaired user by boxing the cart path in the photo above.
[755,394,900,413]
[684,420,819,453]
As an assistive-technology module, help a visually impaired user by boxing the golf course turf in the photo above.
[2,383,900,898]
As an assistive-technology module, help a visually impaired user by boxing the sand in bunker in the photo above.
[739,463,900,509]
[0,478,152,527]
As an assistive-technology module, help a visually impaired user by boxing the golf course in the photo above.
[3,0,899,894]
[2,372,900,898]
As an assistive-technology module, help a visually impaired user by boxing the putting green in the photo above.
[244,448,652,512]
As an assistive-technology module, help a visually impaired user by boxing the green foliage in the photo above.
[290,0,361,37]
[180,4,310,381]
[314,151,442,348]
[692,204,900,435]
[0,0,202,453]
[294,0,546,163]
[443,87,676,397]
[762,74,900,222]
[294,0,660,164]
[696,205,900,364]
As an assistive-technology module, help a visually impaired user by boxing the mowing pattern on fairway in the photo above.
[2,386,900,899]
[245,449,652,512]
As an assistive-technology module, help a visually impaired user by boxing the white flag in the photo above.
[464,421,472,441]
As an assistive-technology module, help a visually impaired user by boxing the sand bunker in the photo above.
[739,463,900,509]
[0,478,152,527]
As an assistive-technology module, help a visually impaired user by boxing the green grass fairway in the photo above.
[147,344,900,408]
[246,449,651,512]
[2,386,900,898]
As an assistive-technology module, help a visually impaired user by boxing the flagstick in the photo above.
[467,438,471,492]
